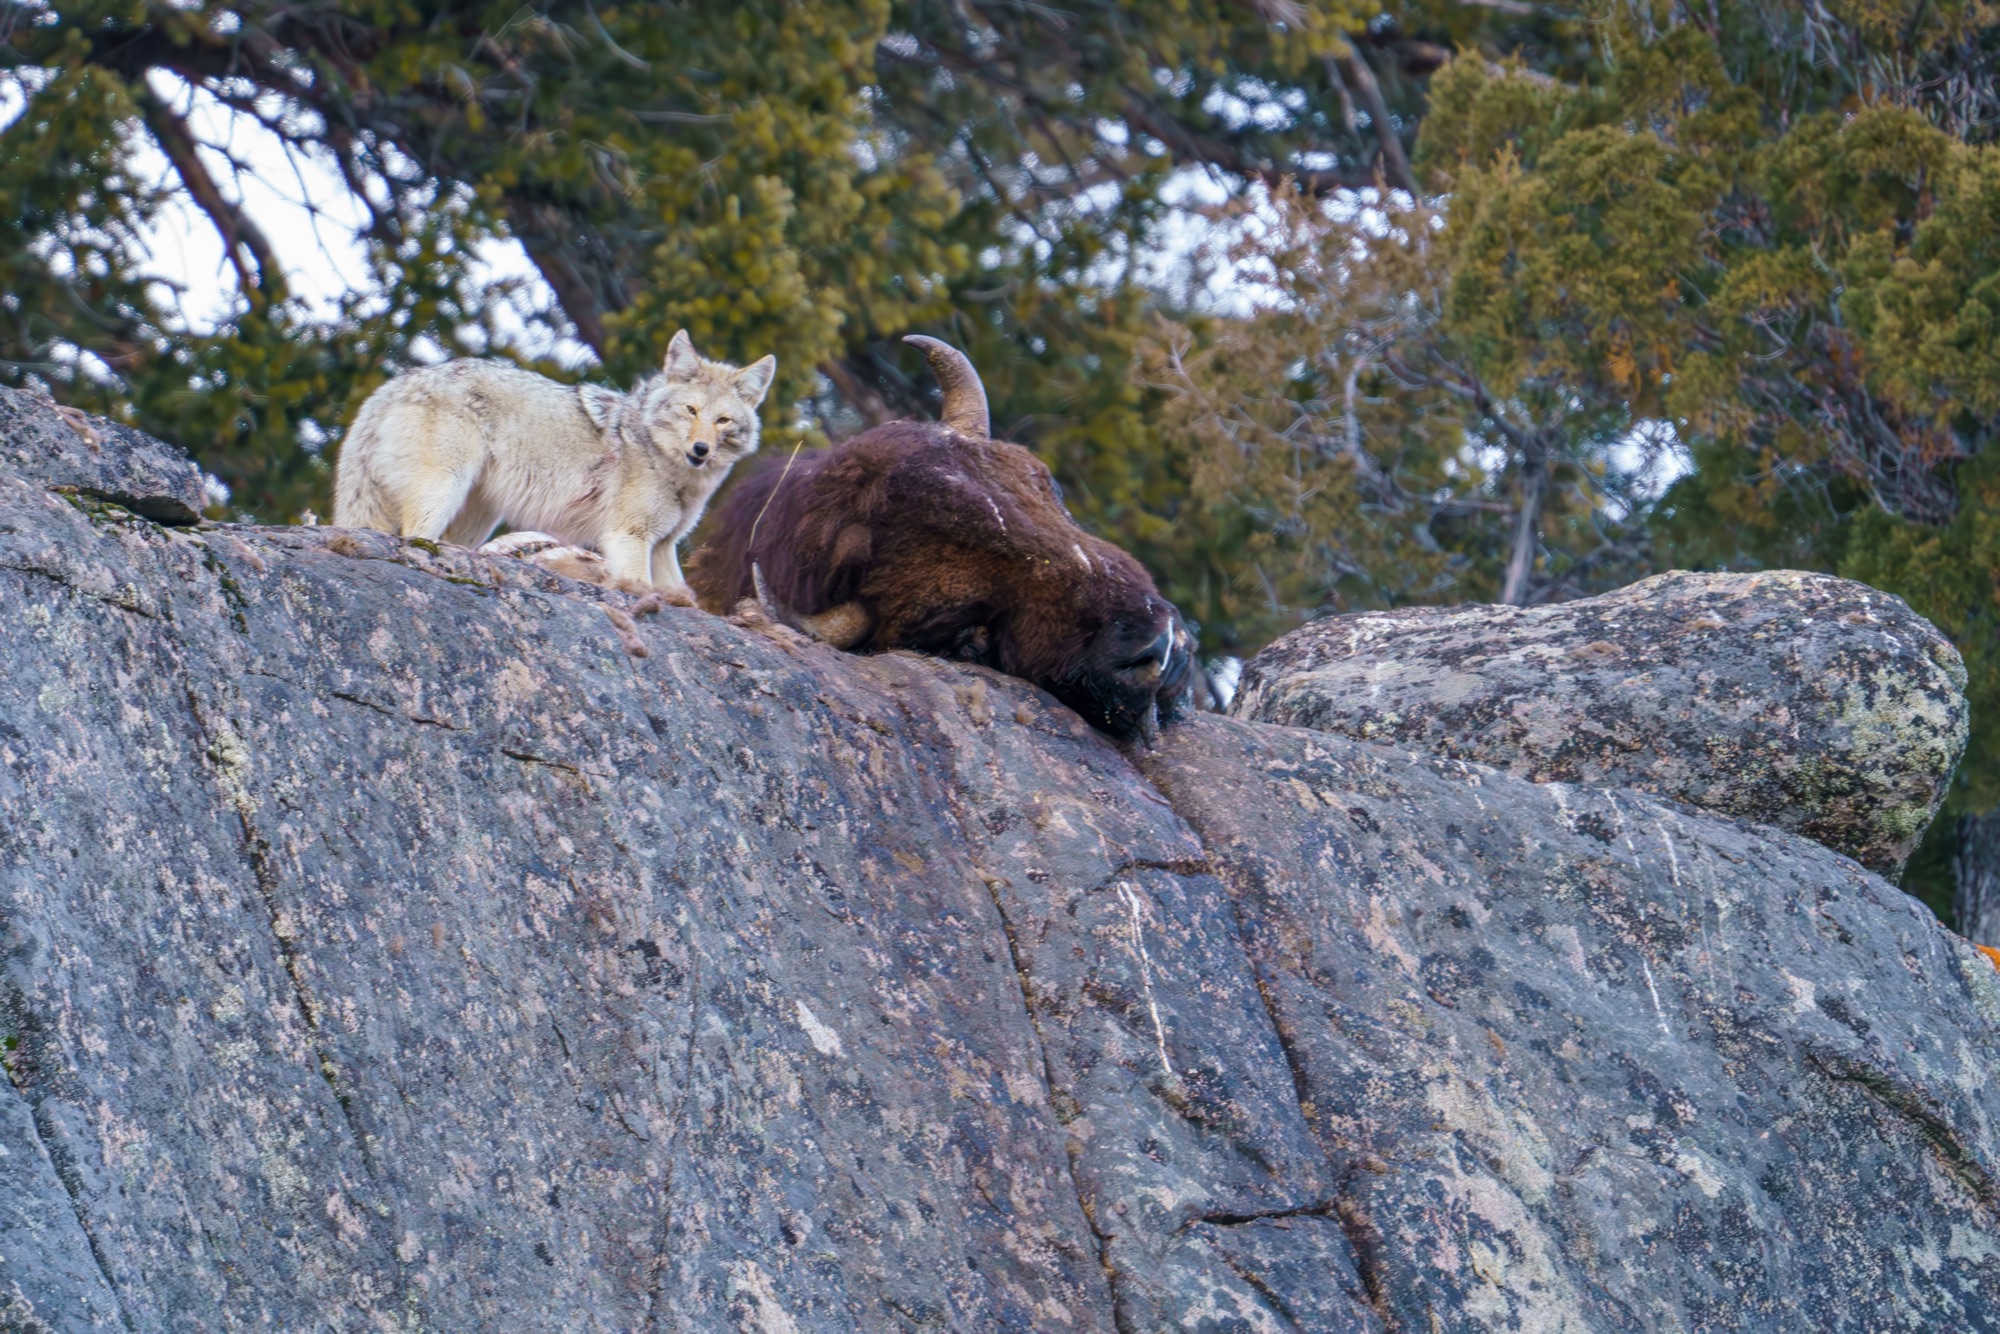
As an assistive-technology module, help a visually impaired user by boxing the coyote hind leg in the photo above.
[369,404,487,541]
[397,464,482,542]
[442,488,503,548]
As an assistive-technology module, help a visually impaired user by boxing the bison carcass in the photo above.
[689,337,1197,738]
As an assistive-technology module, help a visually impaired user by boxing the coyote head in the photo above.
[689,337,1197,740]
[583,330,776,471]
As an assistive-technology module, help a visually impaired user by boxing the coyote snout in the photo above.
[332,330,775,601]
[685,399,737,466]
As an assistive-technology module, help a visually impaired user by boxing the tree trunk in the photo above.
[1500,448,1548,606]
[133,85,286,304]
[505,199,615,356]
[819,357,898,431]
[1954,808,2000,945]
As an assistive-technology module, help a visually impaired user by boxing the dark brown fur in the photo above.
[688,421,1194,737]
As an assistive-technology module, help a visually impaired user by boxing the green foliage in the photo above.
[1135,0,2000,918]
[0,47,538,517]
[1137,201,1484,649]
[1419,3,2000,918]
[0,0,1563,544]
[4,0,947,516]
[1835,454,2000,918]
[0,59,163,415]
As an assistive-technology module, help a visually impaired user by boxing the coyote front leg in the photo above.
[651,538,697,607]
[599,530,658,595]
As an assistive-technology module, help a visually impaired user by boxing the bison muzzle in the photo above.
[689,337,1197,738]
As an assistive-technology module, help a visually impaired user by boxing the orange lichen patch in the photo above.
[1975,943,2000,972]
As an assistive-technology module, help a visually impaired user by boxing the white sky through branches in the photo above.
[97,74,585,365]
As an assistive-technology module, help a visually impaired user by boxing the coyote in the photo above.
[332,331,775,598]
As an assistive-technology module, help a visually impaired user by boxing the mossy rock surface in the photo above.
[0,386,208,524]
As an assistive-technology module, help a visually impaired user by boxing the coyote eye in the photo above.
[686,404,698,415]
[716,417,731,427]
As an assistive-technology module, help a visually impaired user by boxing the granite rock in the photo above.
[1,398,1995,1331]
[1230,571,1969,876]
[0,387,208,525]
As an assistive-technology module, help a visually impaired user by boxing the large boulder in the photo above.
[2,398,1997,1331]
[1230,571,1969,876]
[0,387,208,524]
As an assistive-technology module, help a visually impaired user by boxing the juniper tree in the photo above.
[2,0,957,518]
[1148,0,2000,924]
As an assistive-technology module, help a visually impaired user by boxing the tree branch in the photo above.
[132,83,286,303]
[1390,349,1551,603]
[1499,445,1548,605]
[504,198,610,355]
[1114,90,1380,195]
[818,357,898,430]
[1335,45,1418,198]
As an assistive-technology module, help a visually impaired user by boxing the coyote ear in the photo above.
[663,330,701,379]
[736,355,777,406]
[578,385,621,429]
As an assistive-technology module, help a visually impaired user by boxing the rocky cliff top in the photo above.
[2,388,1996,1333]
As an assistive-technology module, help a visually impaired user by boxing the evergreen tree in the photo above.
[1,0,1541,512]
[1151,0,2000,925]
[3,0,959,517]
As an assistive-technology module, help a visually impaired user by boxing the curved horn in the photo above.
[903,335,991,438]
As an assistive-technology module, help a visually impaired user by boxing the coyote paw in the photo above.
[656,582,698,609]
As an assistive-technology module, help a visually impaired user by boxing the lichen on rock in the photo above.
[0,387,209,525]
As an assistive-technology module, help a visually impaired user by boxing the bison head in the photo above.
[689,337,1196,738]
